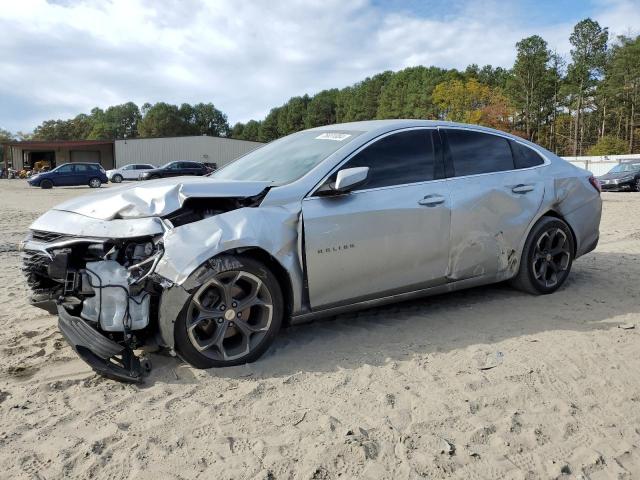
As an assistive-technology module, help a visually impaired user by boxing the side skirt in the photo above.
[290,275,496,325]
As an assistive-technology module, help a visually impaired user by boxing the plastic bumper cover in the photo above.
[57,306,146,383]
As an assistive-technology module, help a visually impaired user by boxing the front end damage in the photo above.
[21,179,302,382]
[22,231,165,381]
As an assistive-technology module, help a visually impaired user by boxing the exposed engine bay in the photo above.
[23,234,165,381]
[21,190,272,382]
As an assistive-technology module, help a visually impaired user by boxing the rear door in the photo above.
[302,128,451,309]
[442,128,545,281]
[73,164,92,185]
[183,162,204,175]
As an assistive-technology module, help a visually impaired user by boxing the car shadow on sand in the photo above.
[145,250,639,385]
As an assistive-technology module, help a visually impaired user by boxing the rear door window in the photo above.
[510,141,544,169]
[445,129,514,177]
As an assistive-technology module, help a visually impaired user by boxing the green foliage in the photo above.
[587,135,628,155]
[31,102,229,141]
[507,35,553,141]
[566,18,609,155]
[305,89,339,128]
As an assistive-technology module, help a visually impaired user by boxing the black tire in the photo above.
[40,179,53,189]
[510,216,575,295]
[112,174,123,183]
[89,177,102,188]
[149,175,160,180]
[634,178,640,192]
[174,255,283,369]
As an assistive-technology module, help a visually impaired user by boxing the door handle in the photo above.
[511,184,534,194]
[418,194,445,206]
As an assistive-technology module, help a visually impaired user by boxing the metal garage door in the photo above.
[70,150,100,163]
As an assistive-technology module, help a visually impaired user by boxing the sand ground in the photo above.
[0,180,639,480]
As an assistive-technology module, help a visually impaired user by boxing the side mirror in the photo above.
[332,167,369,193]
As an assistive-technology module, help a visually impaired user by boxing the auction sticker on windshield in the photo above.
[315,133,352,141]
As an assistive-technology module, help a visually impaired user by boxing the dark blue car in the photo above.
[28,162,108,189]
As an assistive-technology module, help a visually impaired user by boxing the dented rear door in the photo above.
[442,128,545,281]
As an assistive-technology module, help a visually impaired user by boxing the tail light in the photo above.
[589,176,601,194]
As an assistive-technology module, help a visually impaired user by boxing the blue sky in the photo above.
[1,0,639,133]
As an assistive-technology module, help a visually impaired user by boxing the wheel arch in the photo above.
[510,209,578,282]
[231,247,294,325]
[537,210,578,256]
[158,246,295,349]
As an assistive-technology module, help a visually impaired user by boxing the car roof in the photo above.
[59,162,100,165]
[307,119,525,142]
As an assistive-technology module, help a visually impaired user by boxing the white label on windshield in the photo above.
[315,133,351,141]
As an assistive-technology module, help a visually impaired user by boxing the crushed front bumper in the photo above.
[57,306,148,383]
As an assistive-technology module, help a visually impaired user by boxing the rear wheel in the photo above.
[40,179,53,189]
[174,255,283,368]
[510,217,574,295]
[634,178,640,192]
[112,174,123,183]
[89,177,102,188]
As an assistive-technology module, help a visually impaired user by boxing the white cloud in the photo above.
[0,0,638,132]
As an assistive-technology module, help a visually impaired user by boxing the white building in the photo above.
[114,135,262,169]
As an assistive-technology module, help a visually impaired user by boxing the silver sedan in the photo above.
[22,120,602,381]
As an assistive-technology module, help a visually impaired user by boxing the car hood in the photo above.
[52,176,272,220]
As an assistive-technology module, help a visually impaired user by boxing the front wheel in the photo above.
[174,255,283,368]
[634,178,640,192]
[510,217,574,295]
[40,179,53,189]
[112,174,123,183]
[89,177,102,188]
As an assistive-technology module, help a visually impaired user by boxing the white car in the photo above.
[106,164,156,183]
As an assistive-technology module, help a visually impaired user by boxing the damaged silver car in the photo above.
[21,120,602,381]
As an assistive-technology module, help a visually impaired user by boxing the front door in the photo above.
[302,128,451,309]
[53,164,76,186]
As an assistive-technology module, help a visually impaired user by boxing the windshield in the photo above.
[161,162,178,169]
[609,163,640,173]
[212,130,362,185]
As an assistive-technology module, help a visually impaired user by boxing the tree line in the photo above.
[231,18,638,156]
[2,17,639,160]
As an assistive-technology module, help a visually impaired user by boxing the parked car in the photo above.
[27,162,108,189]
[138,161,209,180]
[22,120,602,382]
[597,161,640,191]
[106,164,155,183]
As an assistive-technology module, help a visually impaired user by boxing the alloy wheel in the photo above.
[186,270,274,361]
[532,227,571,288]
[89,178,101,188]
